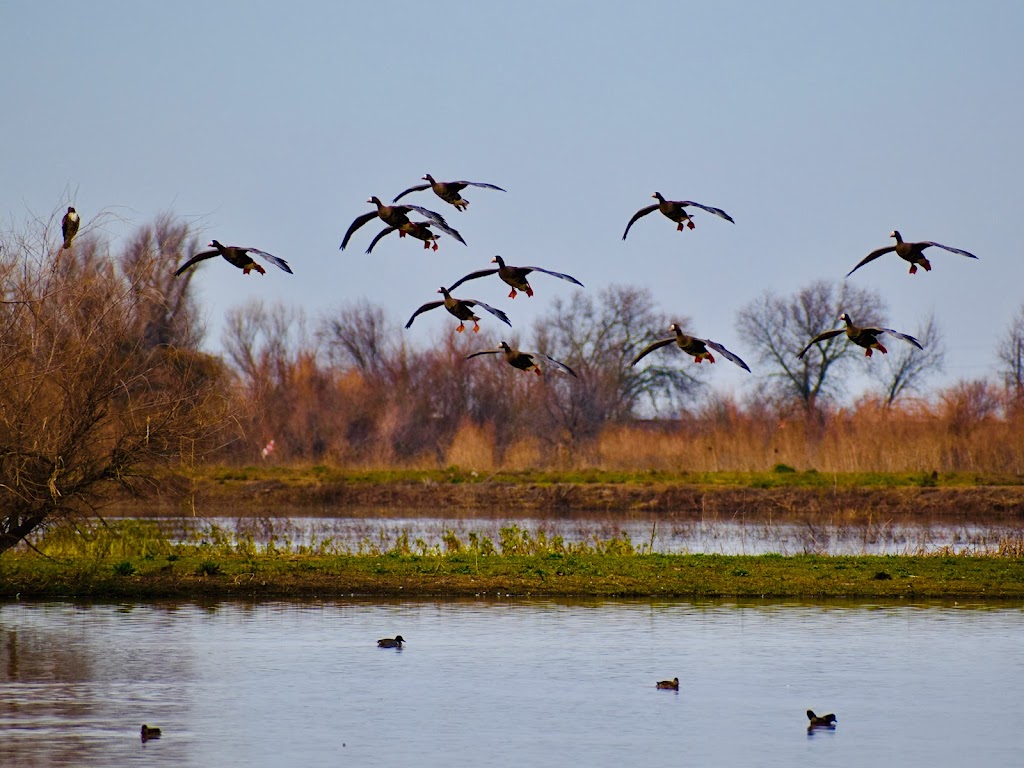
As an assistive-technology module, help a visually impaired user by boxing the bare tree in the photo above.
[120,213,205,350]
[997,305,1024,402]
[0,213,230,556]
[736,280,885,410]
[319,298,398,380]
[531,284,703,450]
[871,312,945,407]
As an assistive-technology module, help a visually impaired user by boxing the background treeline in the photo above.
[4,215,1024,491]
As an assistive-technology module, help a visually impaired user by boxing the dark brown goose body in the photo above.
[631,324,751,371]
[847,230,979,276]
[174,240,292,276]
[340,196,453,250]
[364,218,465,254]
[656,677,680,690]
[392,174,506,211]
[448,255,584,298]
[467,341,577,377]
[622,193,734,240]
[797,313,923,359]
[405,287,511,334]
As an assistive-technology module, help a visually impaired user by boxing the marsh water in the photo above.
[1,599,1022,767]
[154,510,1023,556]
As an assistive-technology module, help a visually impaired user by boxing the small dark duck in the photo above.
[656,677,680,690]
[140,724,162,742]
[806,710,837,728]
[377,635,405,649]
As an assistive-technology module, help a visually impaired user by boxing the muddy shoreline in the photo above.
[113,480,1024,521]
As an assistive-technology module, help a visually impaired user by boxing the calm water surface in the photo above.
[1,599,1022,767]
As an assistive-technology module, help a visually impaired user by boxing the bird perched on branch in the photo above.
[631,324,751,371]
[392,174,506,211]
[174,240,292,276]
[448,255,584,299]
[340,196,454,250]
[846,230,978,276]
[61,207,80,249]
[467,341,577,377]
[364,219,465,254]
[797,313,922,359]
[405,287,511,334]
[622,193,734,240]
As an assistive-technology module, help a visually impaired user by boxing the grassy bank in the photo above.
[2,521,1022,600]
[120,464,1024,521]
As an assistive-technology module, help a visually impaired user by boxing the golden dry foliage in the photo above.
[0,212,231,554]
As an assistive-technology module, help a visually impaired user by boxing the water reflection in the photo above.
[150,511,1024,556]
[0,599,1021,767]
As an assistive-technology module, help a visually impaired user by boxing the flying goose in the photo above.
[405,287,511,333]
[174,240,292,276]
[797,313,922,358]
[364,218,465,254]
[392,174,506,211]
[61,207,80,249]
[622,193,734,240]
[447,255,584,299]
[467,341,577,377]
[631,324,751,371]
[340,196,453,250]
[846,230,978,276]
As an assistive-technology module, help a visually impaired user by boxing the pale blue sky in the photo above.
[3,1,1021,397]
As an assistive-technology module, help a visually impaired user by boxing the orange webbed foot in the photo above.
[398,230,407,238]
[508,289,517,299]
[922,260,932,272]
[431,242,438,251]
[876,343,888,354]
[909,265,918,275]
[525,287,534,297]
[676,222,685,231]
[694,357,703,364]
[687,220,695,230]
[422,241,431,250]
[472,323,480,333]
[707,353,716,364]
[865,348,873,357]
[456,323,466,333]
[534,368,542,377]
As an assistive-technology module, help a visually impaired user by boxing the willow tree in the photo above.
[0,211,229,555]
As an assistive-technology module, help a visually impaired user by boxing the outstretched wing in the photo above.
[797,328,845,359]
[453,181,506,192]
[447,268,499,292]
[404,301,444,329]
[679,201,735,223]
[365,226,398,254]
[464,300,511,327]
[340,211,376,250]
[520,266,584,287]
[630,336,675,366]
[920,241,979,260]
[846,245,896,277]
[622,204,658,240]
[427,217,466,245]
[466,349,502,360]
[247,248,293,274]
[536,353,578,377]
[174,250,219,276]
[702,339,751,372]
[391,183,432,203]
[878,328,924,349]
[401,204,452,230]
